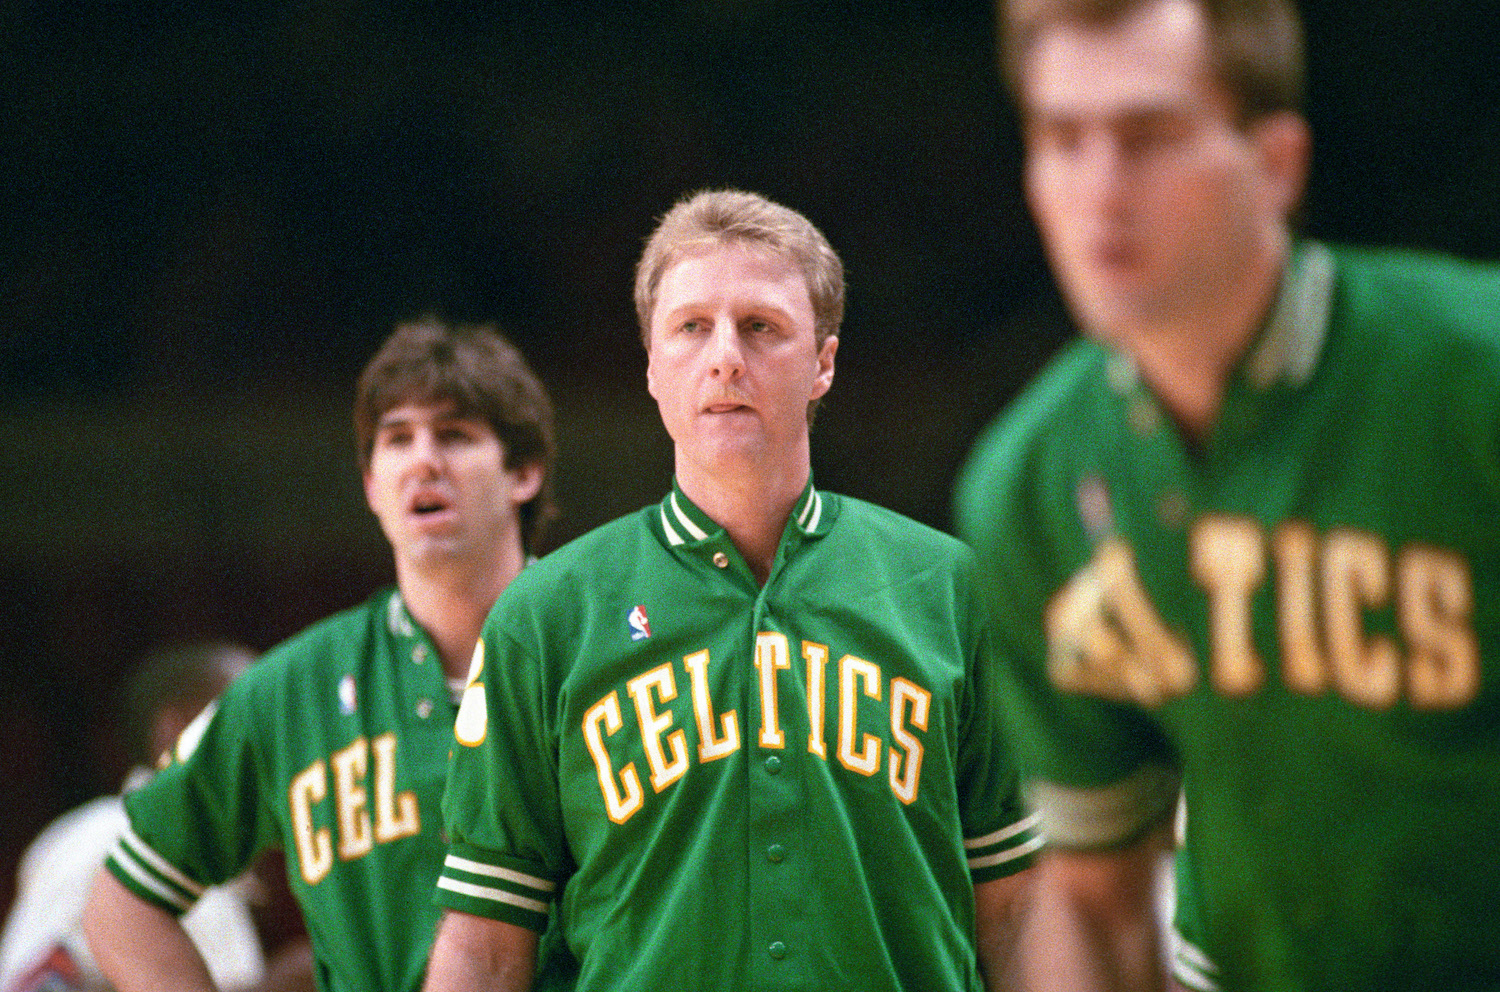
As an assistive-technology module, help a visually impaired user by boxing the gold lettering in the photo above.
[288,761,332,885]
[1273,521,1328,696]
[803,641,831,759]
[582,693,644,824]
[1192,516,1266,697]
[330,738,373,861]
[889,678,930,805]
[754,634,791,749]
[838,656,882,776]
[1323,530,1399,709]
[1399,546,1480,709]
[683,650,740,762]
[454,641,487,747]
[1047,538,1196,706]
[626,665,688,792]
[371,732,419,844]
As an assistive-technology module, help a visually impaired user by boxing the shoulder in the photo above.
[1330,243,1500,349]
[214,590,392,717]
[953,339,1107,545]
[484,509,660,649]
[825,494,972,564]
[1327,244,1500,421]
[814,496,987,621]
[503,511,656,603]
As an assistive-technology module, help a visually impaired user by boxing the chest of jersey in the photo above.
[267,623,456,896]
[549,562,968,833]
[1045,344,1496,725]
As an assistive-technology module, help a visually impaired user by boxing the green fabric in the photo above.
[955,242,1500,991]
[108,590,456,992]
[439,480,1039,992]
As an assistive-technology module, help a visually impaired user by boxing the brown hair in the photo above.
[999,0,1305,122]
[634,189,845,348]
[354,316,557,551]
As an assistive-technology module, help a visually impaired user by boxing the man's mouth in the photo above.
[410,492,453,515]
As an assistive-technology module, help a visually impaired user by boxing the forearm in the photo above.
[1019,829,1171,992]
[83,869,218,992]
[422,911,537,992]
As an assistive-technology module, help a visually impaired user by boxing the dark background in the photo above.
[2,0,1497,925]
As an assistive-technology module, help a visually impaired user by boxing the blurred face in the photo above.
[1019,0,1293,338]
[363,399,541,572]
[646,243,836,482]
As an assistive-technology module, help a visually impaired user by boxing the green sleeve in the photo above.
[954,552,1044,881]
[955,401,1179,848]
[437,617,568,931]
[105,676,273,914]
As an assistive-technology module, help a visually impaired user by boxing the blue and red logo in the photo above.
[628,605,651,641]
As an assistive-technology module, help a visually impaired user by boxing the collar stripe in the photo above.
[659,505,685,546]
[797,489,822,532]
[669,492,711,541]
[658,480,829,547]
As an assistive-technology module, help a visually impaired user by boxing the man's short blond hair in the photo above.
[634,189,845,348]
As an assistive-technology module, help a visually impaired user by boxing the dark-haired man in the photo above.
[85,318,558,992]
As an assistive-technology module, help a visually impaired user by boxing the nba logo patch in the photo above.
[338,674,357,715]
[628,605,651,641]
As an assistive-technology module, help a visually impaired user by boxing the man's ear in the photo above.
[1253,110,1312,221]
[810,334,838,401]
[508,461,545,505]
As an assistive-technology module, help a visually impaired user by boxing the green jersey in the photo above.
[437,481,1040,992]
[104,589,457,992]
[954,242,1500,991]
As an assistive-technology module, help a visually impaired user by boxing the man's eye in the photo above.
[1122,121,1185,154]
[1030,120,1082,154]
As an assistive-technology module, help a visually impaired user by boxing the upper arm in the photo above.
[83,868,217,992]
[424,910,538,992]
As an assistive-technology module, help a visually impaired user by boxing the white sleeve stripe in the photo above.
[442,855,556,893]
[437,876,551,916]
[108,842,196,913]
[964,812,1043,849]
[118,828,206,898]
[1025,765,1182,849]
[1172,957,1222,992]
[1174,933,1218,972]
[968,834,1046,870]
[668,493,709,541]
[1170,927,1221,990]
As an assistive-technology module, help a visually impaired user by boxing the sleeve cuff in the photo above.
[1025,764,1181,850]
[432,843,558,932]
[103,828,205,917]
[965,811,1046,882]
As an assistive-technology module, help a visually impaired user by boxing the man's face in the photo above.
[1019,0,1291,338]
[646,243,836,482]
[363,399,540,571]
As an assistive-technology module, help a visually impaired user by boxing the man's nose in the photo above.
[409,429,443,473]
[706,318,746,378]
